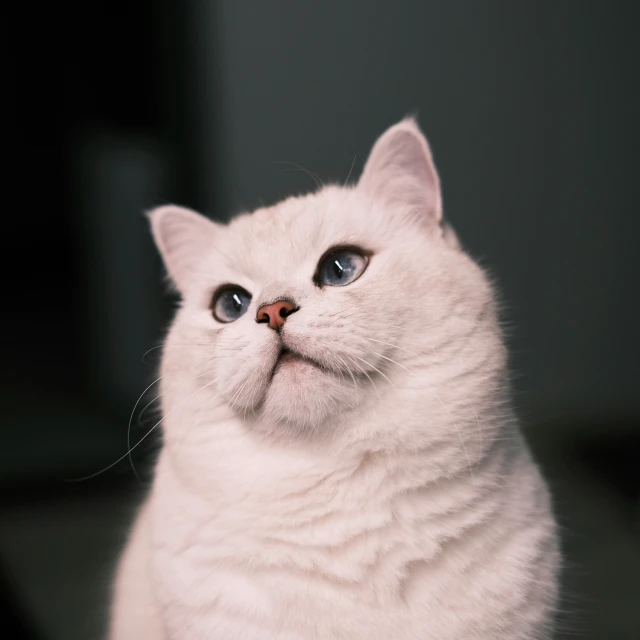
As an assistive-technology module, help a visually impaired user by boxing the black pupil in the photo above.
[333,259,345,279]
[231,293,242,310]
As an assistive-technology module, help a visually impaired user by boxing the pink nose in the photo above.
[256,300,296,330]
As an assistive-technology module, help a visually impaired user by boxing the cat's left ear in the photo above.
[148,205,218,293]
[358,117,442,226]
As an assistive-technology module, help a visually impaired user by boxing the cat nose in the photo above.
[256,299,297,330]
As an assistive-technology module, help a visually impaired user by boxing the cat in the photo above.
[109,118,559,639]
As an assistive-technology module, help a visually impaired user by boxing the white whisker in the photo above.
[351,354,395,388]
[68,377,219,482]
[273,160,323,188]
[127,374,164,482]
[345,354,379,399]
[343,153,357,186]
[367,349,412,373]
[137,392,163,426]
[364,337,422,359]
[228,378,250,411]
[335,353,358,393]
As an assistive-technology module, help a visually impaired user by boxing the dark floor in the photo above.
[0,417,638,640]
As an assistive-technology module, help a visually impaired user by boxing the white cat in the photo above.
[109,119,559,639]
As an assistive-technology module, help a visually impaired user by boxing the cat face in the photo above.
[151,119,497,440]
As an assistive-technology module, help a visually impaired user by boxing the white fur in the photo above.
[110,119,559,639]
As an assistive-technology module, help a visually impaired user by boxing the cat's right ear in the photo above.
[358,117,442,229]
[148,205,217,293]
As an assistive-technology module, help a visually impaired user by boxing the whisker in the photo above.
[141,344,164,363]
[141,343,218,362]
[471,404,483,449]
[325,304,357,318]
[366,349,412,373]
[137,392,163,427]
[345,354,379,399]
[67,377,219,482]
[335,353,358,393]
[126,374,164,482]
[351,354,395,388]
[364,337,422,359]
[272,160,324,189]
[243,379,260,425]
[227,379,250,417]
[344,154,357,186]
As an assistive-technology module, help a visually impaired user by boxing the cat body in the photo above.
[110,120,559,639]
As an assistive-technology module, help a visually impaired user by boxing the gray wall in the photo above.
[192,0,639,423]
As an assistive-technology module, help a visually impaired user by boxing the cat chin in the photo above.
[258,361,360,433]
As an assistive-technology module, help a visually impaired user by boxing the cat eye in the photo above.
[315,246,369,287]
[211,286,252,323]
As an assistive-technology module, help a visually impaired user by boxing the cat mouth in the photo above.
[274,346,323,371]
[251,347,327,412]
[266,347,315,386]
[263,345,343,395]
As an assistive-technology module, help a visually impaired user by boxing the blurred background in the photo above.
[3,1,639,638]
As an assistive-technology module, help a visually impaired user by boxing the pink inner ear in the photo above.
[359,119,442,224]
[149,205,217,292]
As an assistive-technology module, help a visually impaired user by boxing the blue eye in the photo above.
[212,286,252,323]
[316,248,368,287]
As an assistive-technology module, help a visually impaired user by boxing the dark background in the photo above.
[3,1,639,638]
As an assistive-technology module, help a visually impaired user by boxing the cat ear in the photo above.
[358,117,442,225]
[148,205,217,292]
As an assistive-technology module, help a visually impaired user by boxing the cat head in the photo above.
[150,119,503,446]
